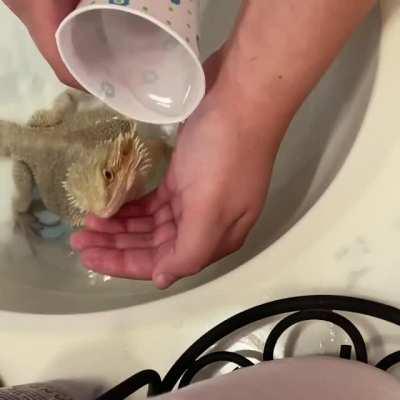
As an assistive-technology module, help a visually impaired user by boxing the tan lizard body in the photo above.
[0,89,171,231]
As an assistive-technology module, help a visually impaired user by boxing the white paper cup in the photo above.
[56,0,206,124]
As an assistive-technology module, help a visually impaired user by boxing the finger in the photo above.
[80,248,154,280]
[152,205,222,289]
[72,231,153,250]
[152,206,258,289]
[209,211,256,264]
[117,186,170,218]
[115,203,152,219]
[71,221,176,251]
[209,236,245,265]
[85,214,155,234]
[154,204,175,226]
[84,208,174,235]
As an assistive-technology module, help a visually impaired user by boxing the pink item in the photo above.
[156,357,400,400]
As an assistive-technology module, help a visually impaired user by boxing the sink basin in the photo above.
[0,1,381,314]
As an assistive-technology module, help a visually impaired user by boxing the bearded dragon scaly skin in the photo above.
[0,89,171,232]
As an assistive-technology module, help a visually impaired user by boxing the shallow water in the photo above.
[0,1,381,313]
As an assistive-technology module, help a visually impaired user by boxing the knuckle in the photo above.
[229,238,246,254]
[235,237,247,250]
[176,255,208,277]
[185,261,204,276]
[226,232,250,256]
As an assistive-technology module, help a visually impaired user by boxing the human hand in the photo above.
[2,0,80,87]
[70,81,284,289]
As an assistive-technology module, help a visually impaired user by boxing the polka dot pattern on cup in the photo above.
[162,0,199,46]
[100,81,115,98]
[83,0,201,53]
[109,0,130,5]
[142,70,159,84]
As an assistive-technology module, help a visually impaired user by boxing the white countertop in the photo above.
[0,0,400,397]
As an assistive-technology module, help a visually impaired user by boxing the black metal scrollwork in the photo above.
[262,309,368,362]
[96,295,400,399]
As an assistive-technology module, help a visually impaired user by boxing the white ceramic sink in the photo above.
[0,1,381,314]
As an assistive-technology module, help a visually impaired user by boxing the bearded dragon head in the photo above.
[63,121,152,220]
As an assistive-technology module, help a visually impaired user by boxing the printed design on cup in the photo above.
[100,81,116,98]
[162,1,196,46]
[162,38,178,51]
[142,70,159,85]
[109,0,130,6]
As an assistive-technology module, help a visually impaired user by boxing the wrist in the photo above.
[206,52,294,147]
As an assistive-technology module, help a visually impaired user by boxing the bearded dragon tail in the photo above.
[0,120,20,157]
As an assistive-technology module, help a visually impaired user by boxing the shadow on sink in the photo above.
[0,2,380,313]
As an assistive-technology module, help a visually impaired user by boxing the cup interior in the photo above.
[57,8,205,123]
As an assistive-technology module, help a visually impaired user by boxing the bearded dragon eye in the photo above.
[103,169,114,182]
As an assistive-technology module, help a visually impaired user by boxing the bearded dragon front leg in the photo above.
[11,160,41,239]
[12,161,34,215]
[12,161,61,238]
[27,89,85,128]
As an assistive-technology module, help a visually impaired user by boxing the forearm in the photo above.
[2,0,80,86]
[213,0,376,135]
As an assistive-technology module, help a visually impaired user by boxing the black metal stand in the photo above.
[96,295,400,399]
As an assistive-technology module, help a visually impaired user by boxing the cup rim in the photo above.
[55,3,206,124]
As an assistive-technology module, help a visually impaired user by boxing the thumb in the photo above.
[152,208,223,289]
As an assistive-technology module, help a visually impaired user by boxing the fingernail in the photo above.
[154,273,177,289]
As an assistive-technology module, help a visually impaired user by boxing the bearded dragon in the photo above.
[0,89,171,234]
